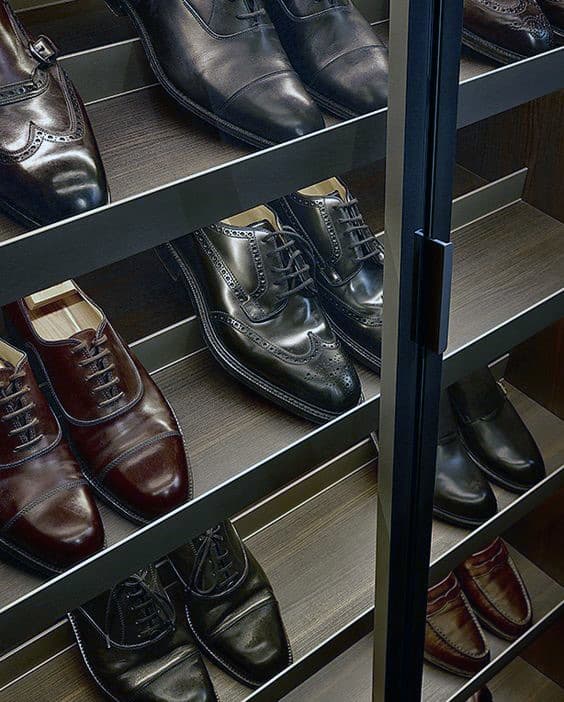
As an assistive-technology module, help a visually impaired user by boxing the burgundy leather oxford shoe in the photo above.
[0,338,104,572]
[4,284,192,524]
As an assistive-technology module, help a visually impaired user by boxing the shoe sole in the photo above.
[104,0,281,150]
[432,504,492,530]
[424,650,486,678]
[461,28,529,64]
[158,242,358,424]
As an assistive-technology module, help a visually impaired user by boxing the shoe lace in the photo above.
[0,370,43,453]
[192,524,240,595]
[336,198,384,263]
[71,334,124,409]
[264,227,316,300]
[229,0,266,21]
[104,571,175,648]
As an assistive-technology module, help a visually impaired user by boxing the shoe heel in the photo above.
[155,243,182,283]
[104,0,127,16]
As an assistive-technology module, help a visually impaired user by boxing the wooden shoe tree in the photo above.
[0,339,24,369]
[24,281,102,342]
[222,204,279,229]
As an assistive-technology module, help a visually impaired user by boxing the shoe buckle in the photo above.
[29,35,59,66]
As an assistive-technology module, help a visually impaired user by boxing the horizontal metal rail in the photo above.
[0,45,562,304]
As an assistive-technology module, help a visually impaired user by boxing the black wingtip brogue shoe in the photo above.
[539,0,564,41]
[70,566,218,702]
[170,521,292,688]
[449,367,546,493]
[434,392,498,529]
[0,1,109,227]
[463,0,554,64]
[160,205,362,423]
[264,0,388,118]
[272,177,384,373]
[106,0,325,147]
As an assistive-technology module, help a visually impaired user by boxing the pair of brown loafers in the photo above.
[425,538,531,678]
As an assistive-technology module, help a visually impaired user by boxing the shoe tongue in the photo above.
[0,5,37,86]
[70,328,98,344]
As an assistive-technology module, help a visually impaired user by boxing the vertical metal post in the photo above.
[373,0,464,700]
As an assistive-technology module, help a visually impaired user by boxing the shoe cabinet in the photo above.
[0,0,563,700]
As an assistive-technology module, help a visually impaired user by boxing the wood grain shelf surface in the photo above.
[1,385,562,701]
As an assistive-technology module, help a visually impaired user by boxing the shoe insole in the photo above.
[298,177,347,200]
[222,204,279,230]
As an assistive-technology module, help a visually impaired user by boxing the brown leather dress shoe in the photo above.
[0,0,109,227]
[463,0,554,63]
[539,0,564,41]
[0,338,103,572]
[456,538,532,641]
[4,284,191,524]
[425,573,490,677]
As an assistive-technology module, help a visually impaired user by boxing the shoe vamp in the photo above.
[131,1,293,113]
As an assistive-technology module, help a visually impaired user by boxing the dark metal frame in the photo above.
[373,0,464,699]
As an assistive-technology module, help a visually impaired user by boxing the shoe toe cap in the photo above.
[10,483,104,570]
[311,45,388,116]
[213,598,291,686]
[303,346,362,416]
[103,435,190,521]
[220,72,325,144]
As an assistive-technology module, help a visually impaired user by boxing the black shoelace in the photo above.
[337,198,384,263]
[71,333,124,409]
[192,524,240,595]
[264,227,316,300]
[104,571,175,648]
[229,0,266,21]
[0,370,43,453]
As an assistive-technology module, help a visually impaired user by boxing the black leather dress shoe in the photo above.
[539,0,564,42]
[463,0,554,64]
[272,177,383,372]
[159,205,361,423]
[434,392,498,528]
[449,367,545,493]
[170,521,292,688]
[0,0,109,226]
[263,0,388,118]
[106,0,324,147]
[69,566,217,702]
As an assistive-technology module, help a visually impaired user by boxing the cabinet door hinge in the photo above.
[413,229,453,354]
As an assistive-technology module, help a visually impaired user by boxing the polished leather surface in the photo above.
[0,0,108,226]
[272,180,384,372]
[109,0,324,146]
[463,0,554,62]
[434,392,498,528]
[4,286,191,524]
[170,521,292,687]
[263,0,388,117]
[540,0,564,31]
[449,367,545,493]
[0,340,103,572]
[426,572,490,677]
[166,213,361,423]
[70,566,217,702]
[456,537,532,640]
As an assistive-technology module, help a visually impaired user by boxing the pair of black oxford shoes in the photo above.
[434,367,546,529]
[105,0,389,147]
[159,176,384,424]
[70,521,291,702]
